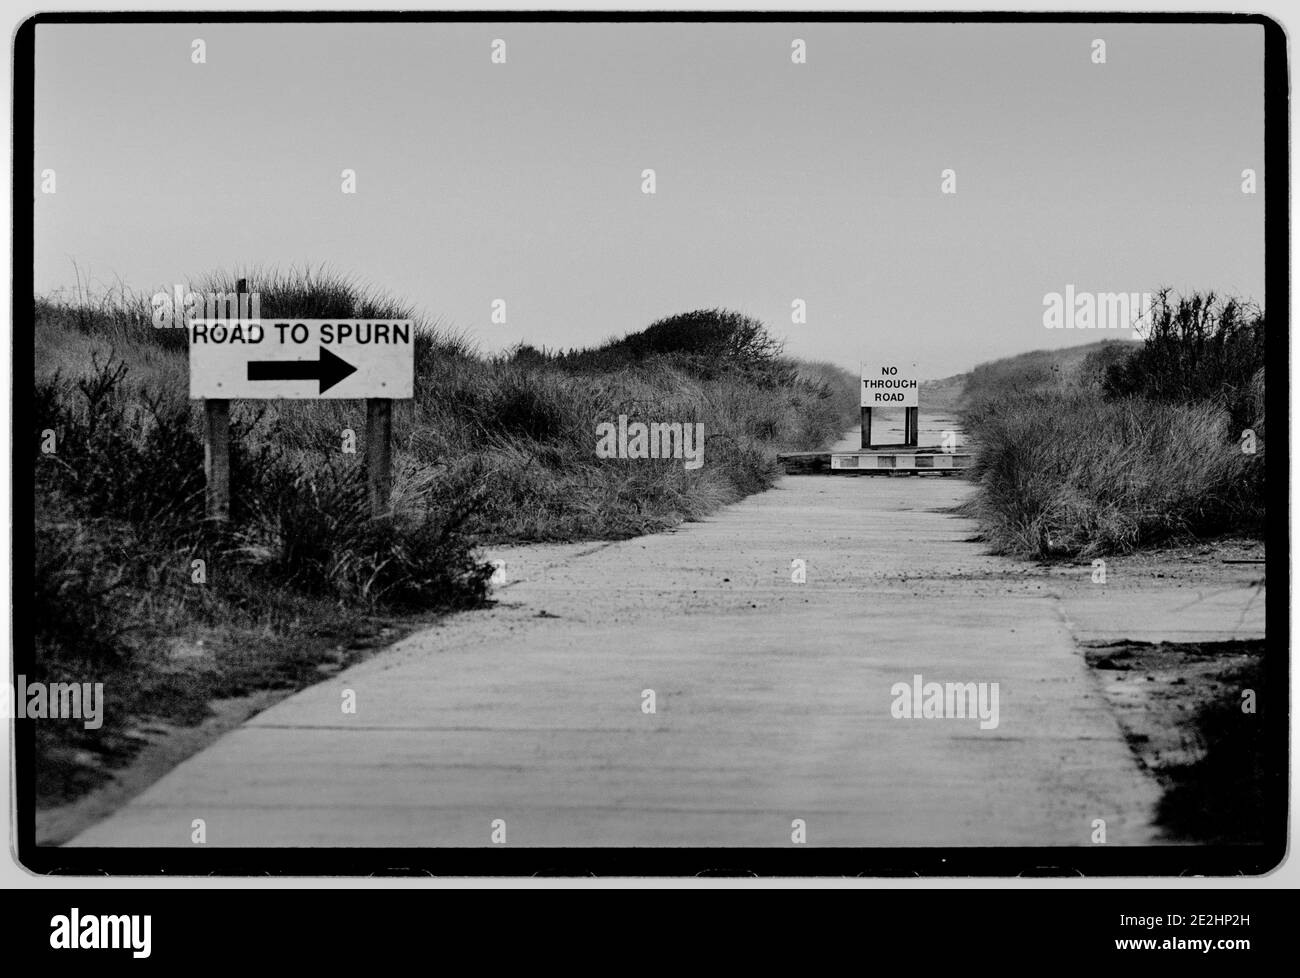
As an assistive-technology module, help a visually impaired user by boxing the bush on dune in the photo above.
[1101,290,1265,432]
[967,391,1260,557]
[394,308,856,542]
[551,307,783,376]
[961,294,1265,559]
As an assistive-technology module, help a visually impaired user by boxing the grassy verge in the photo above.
[32,268,859,807]
[958,292,1265,559]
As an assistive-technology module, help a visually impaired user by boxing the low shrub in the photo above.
[960,293,1266,559]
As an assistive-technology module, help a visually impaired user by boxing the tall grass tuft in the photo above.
[960,295,1265,559]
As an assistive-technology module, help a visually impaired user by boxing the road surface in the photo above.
[70,435,1165,847]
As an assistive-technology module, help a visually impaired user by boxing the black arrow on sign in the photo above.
[247,347,358,394]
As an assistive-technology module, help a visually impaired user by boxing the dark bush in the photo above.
[1102,290,1266,432]
[554,308,785,379]
[34,512,135,673]
[237,459,491,610]
[1078,341,1136,391]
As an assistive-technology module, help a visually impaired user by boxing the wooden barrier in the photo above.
[777,450,972,475]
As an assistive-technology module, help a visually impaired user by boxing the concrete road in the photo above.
[70,464,1164,847]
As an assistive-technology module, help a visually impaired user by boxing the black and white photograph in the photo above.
[9,9,1287,893]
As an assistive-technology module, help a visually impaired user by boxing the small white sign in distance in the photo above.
[188,320,415,399]
[860,362,919,407]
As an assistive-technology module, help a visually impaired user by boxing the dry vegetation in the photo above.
[959,292,1265,559]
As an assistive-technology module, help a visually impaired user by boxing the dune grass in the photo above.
[959,295,1266,559]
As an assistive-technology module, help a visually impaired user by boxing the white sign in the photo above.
[188,320,414,399]
[860,362,919,407]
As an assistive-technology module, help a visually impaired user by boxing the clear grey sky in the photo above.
[34,21,1265,377]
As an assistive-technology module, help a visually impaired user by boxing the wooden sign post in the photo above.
[190,287,414,520]
[204,396,231,522]
[200,278,244,523]
[365,398,393,516]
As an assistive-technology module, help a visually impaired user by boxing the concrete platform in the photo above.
[777,449,973,475]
